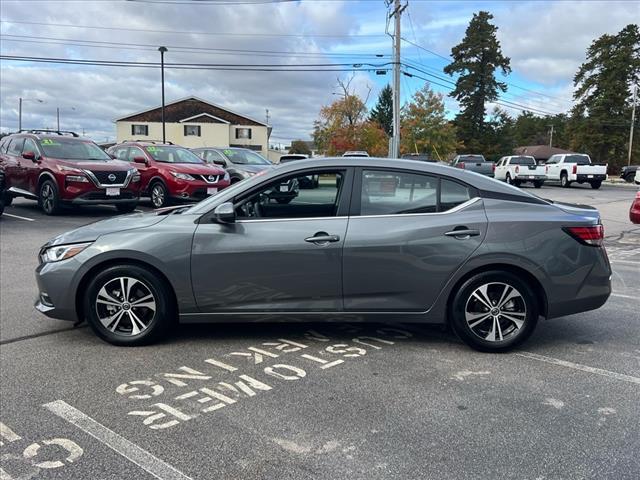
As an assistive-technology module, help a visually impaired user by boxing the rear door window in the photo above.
[440,179,471,211]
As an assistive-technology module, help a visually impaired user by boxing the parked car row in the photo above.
[449,152,608,190]
[0,130,283,215]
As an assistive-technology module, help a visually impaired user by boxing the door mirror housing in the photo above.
[22,151,37,161]
[133,156,148,165]
[212,159,226,167]
[213,202,236,223]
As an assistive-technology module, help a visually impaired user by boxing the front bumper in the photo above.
[35,259,80,322]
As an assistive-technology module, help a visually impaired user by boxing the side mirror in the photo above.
[212,159,226,167]
[213,202,236,223]
[133,156,148,165]
[22,151,37,161]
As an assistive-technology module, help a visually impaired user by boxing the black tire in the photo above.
[623,173,635,183]
[2,192,12,207]
[590,180,602,190]
[506,173,513,185]
[0,197,4,216]
[231,177,242,185]
[150,181,170,209]
[513,180,522,187]
[84,264,174,346]
[276,197,293,204]
[38,179,61,215]
[533,180,544,189]
[560,172,571,188]
[450,271,539,353]
[116,202,138,214]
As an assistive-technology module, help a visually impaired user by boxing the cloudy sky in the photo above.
[0,0,637,145]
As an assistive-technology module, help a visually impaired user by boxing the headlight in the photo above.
[130,168,141,182]
[246,172,256,177]
[40,242,92,263]
[58,165,83,174]
[223,171,230,181]
[171,172,195,181]
[65,175,89,183]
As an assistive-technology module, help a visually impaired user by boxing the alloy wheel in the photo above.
[151,185,165,207]
[464,282,527,342]
[41,183,54,212]
[95,276,156,336]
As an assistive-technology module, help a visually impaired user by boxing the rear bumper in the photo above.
[515,175,546,181]
[576,174,606,182]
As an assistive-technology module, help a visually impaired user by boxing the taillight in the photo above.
[515,166,520,174]
[492,163,496,172]
[563,225,604,246]
[572,164,577,174]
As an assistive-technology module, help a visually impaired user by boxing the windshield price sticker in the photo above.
[41,139,60,146]
[115,326,412,431]
[146,146,158,152]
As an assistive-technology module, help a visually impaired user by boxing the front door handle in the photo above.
[305,232,340,244]
[444,229,480,239]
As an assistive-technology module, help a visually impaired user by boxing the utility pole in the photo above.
[548,124,554,148]
[19,97,22,131]
[158,46,168,143]
[265,108,270,126]
[390,0,406,158]
[56,107,60,131]
[629,82,637,166]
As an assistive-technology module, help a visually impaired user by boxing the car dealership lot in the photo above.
[1,184,638,480]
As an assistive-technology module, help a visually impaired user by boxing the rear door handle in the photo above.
[444,229,480,239]
[305,233,340,244]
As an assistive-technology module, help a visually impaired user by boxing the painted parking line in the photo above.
[611,293,636,300]
[517,352,640,385]
[2,213,36,222]
[43,400,193,480]
[611,260,640,266]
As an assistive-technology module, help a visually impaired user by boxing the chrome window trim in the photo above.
[236,216,349,224]
[356,196,481,219]
[82,169,133,188]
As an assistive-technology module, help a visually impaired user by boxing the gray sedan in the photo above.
[35,158,611,352]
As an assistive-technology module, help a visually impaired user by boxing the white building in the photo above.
[115,96,270,154]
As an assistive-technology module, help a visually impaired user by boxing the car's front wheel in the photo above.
[450,271,538,352]
[84,265,174,346]
[38,179,61,215]
[150,182,169,208]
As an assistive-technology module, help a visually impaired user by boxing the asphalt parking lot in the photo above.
[1,182,638,480]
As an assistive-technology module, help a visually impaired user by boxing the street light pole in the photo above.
[57,107,60,131]
[159,46,168,143]
[18,97,44,131]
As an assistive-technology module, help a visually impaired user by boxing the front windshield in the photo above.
[221,148,271,165]
[38,138,111,161]
[145,146,204,164]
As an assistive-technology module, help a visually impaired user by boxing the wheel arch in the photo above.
[75,257,178,322]
[37,170,58,189]
[445,263,548,322]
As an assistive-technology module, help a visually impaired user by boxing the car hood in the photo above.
[44,209,175,247]
[167,163,225,175]
[232,164,273,174]
[51,158,133,171]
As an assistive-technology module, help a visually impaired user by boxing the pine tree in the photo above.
[444,11,511,151]
[369,84,393,137]
[571,24,640,167]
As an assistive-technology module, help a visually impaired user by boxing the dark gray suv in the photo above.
[35,158,611,351]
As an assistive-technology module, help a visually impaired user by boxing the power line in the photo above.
[0,19,388,38]
[0,34,391,59]
[0,54,392,72]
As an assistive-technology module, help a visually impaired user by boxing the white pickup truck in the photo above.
[495,155,546,188]
[545,153,607,189]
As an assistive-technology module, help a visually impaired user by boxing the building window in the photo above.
[131,124,148,136]
[235,128,252,139]
[184,125,201,137]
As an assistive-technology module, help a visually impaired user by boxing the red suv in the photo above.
[108,141,230,208]
[0,130,141,215]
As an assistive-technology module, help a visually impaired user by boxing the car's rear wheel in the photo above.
[533,180,544,188]
[276,198,293,204]
[506,173,513,185]
[450,271,538,352]
[590,180,602,190]
[150,182,169,208]
[38,179,61,215]
[560,172,571,188]
[84,265,174,346]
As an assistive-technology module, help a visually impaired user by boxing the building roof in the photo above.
[513,145,573,160]
[115,96,267,126]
